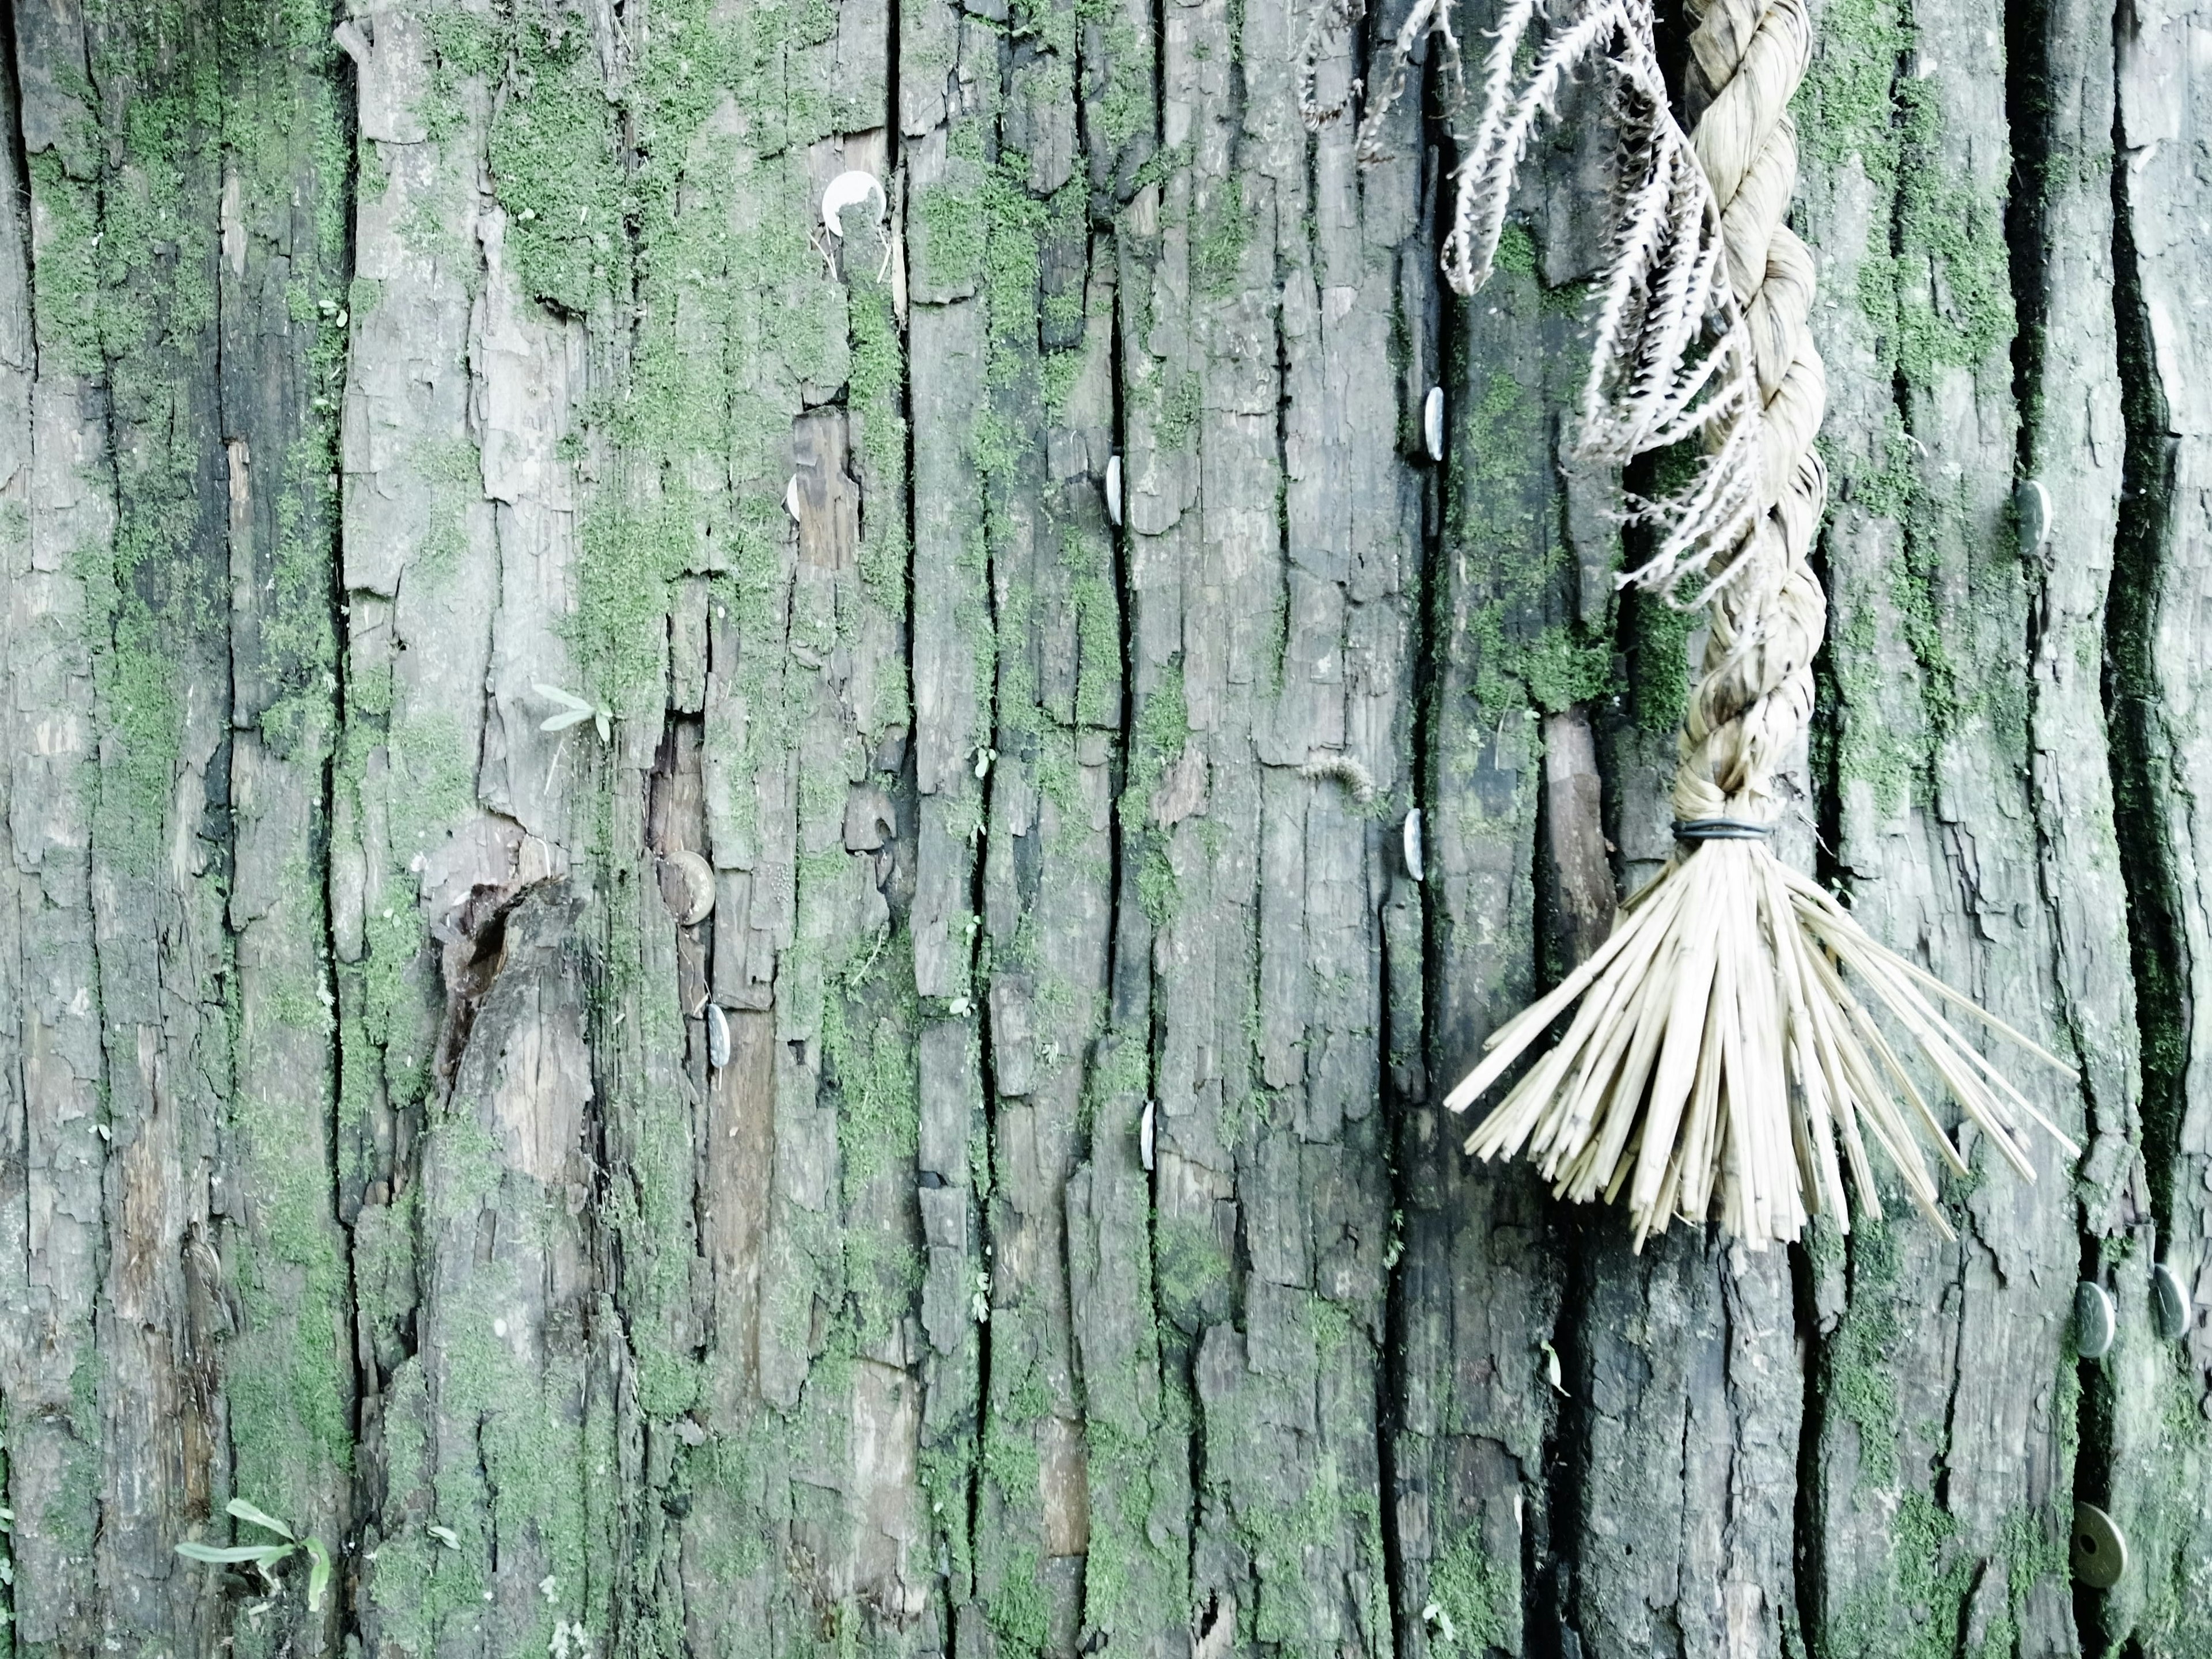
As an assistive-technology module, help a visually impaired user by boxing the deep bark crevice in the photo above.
[2090,17,2180,1653]
[2102,12,2183,1249]
[1786,1236,1825,1658]
[1533,1228,1588,1659]
[2004,0,2051,486]
[0,18,23,1627]
[1797,437,1840,1659]
[968,132,1007,1657]
[323,0,368,1460]
[0,0,33,359]
[1376,26,1452,1656]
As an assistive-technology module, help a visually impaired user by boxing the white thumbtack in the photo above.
[821,171,887,238]
[820,171,892,281]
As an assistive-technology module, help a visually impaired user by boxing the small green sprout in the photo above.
[1423,1600,1459,1644]
[175,1498,332,1612]
[535,682,612,745]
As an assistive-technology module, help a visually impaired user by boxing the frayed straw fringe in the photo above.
[1445,842,2079,1250]
[1448,0,1768,605]
[1298,0,1768,604]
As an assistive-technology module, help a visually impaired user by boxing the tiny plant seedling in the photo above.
[175,1497,332,1612]
[536,682,612,745]
[1422,1601,1459,1645]
[536,683,615,794]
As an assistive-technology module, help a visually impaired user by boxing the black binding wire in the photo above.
[1672,817,1776,843]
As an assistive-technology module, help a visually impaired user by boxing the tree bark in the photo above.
[1,0,2208,1656]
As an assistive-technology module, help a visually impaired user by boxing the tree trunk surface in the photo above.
[1,0,2207,1654]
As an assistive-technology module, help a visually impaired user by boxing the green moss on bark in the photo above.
[1449,363,1613,719]
[1427,1525,1515,1651]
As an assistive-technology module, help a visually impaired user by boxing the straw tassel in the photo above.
[1448,832,2078,1248]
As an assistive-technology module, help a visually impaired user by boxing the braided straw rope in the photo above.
[1673,0,1827,832]
[1302,0,2080,1245]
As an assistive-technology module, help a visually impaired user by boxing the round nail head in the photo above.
[820,169,887,238]
[2074,1281,2116,1359]
[705,1002,732,1071]
[2071,1501,2128,1589]
[2152,1261,2192,1341]
[664,849,717,926]
[2016,478,2051,553]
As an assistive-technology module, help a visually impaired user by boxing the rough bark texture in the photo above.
[1,0,2209,1655]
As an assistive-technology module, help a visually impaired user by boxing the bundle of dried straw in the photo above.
[1306,0,2075,1246]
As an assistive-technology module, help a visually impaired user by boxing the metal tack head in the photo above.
[2071,1501,2128,1589]
[2152,1260,2193,1342]
[2015,477,2051,554]
[663,849,717,926]
[2073,1281,2116,1359]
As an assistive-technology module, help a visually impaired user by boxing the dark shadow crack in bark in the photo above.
[2102,33,2183,1253]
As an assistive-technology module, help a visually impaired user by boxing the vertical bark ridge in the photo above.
[1389,13,1597,1646]
[2096,0,2212,1641]
[340,8,609,1652]
[1795,0,2090,1649]
[214,2,357,1648]
[0,4,353,1651]
[900,0,994,1636]
[1999,0,2141,1648]
[2,5,99,1648]
[0,4,90,1652]
[85,6,236,1644]
[1106,0,1419,1636]
[1066,0,1181,1646]
[899,0,1130,1641]
[0,6,30,1641]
